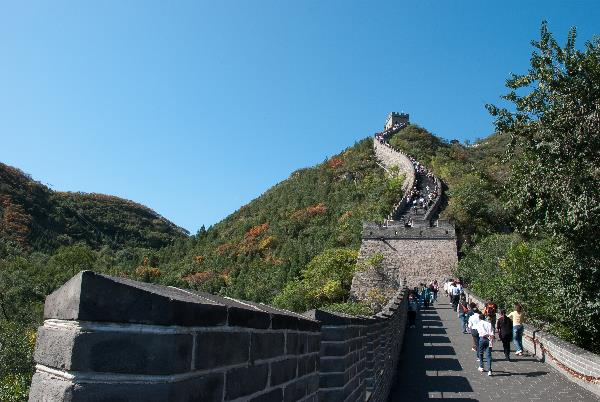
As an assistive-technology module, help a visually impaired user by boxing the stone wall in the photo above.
[29,271,408,402]
[384,112,409,130]
[351,228,457,301]
[373,140,415,194]
[29,271,321,402]
[422,176,443,221]
[464,289,600,398]
[306,288,406,402]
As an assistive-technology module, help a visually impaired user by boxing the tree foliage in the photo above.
[273,248,360,312]
[487,22,600,246]
[484,22,600,350]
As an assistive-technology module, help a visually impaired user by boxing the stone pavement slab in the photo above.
[388,297,599,401]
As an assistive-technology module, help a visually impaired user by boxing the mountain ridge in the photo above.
[0,161,188,252]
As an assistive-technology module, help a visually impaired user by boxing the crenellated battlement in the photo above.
[384,112,409,131]
[362,220,456,240]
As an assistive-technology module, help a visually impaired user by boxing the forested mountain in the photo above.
[159,129,513,308]
[0,162,188,252]
[154,137,405,304]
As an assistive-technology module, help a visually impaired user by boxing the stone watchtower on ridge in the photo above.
[384,112,409,130]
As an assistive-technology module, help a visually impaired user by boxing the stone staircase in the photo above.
[350,121,457,302]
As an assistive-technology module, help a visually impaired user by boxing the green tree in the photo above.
[50,244,96,278]
[274,248,358,312]
[486,22,600,349]
[487,22,600,245]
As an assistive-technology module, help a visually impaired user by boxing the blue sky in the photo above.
[1,1,598,233]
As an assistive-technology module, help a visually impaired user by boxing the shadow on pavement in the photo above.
[422,327,447,335]
[423,345,456,355]
[423,357,462,371]
[423,335,451,344]
[421,320,444,326]
[388,303,473,401]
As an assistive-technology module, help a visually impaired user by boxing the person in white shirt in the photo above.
[475,314,495,376]
[467,307,481,355]
[450,282,461,310]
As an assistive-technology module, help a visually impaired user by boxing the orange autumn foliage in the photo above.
[339,210,354,221]
[220,268,232,284]
[327,156,343,169]
[183,271,215,286]
[291,203,327,220]
[246,223,269,238]
[135,266,162,278]
[263,254,284,265]
[0,195,32,247]
[217,242,235,256]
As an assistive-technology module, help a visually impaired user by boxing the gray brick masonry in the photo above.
[29,271,406,402]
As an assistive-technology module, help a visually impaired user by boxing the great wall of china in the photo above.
[27,114,600,401]
[350,117,457,302]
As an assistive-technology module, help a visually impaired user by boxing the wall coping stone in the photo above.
[45,271,320,331]
[304,309,370,326]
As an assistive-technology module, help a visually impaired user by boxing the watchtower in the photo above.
[384,112,409,130]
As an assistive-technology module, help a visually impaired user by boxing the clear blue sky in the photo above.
[1,1,598,233]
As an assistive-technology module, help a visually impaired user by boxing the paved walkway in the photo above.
[388,297,599,401]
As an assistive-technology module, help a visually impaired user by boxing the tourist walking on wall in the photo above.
[484,299,498,330]
[407,294,417,328]
[475,314,495,376]
[496,309,513,361]
[444,280,451,299]
[508,303,525,355]
[423,286,431,308]
[457,295,470,334]
[450,282,461,310]
[428,282,435,305]
[432,280,439,301]
[467,304,481,355]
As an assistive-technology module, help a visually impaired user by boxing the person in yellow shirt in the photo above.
[508,303,524,355]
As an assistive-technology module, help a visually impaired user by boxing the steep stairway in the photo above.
[350,117,457,301]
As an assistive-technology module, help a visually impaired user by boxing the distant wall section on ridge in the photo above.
[373,140,415,194]
[351,128,458,303]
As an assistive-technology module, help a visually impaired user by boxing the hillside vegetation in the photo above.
[157,138,405,305]
[0,162,188,252]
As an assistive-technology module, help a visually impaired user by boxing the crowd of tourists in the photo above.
[407,281,440,328]
[409,278,527,376]
[405,181,439,216]
[444,279,526,377]
[374,122,407,143]
[374,131,441,227]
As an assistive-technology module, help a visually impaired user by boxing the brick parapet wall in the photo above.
[464,289,600,397]
[373,139,415,196]
[305,288,407,402]
[29,271,321,402]
[29,272,408,402]
[422,176,443,222]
